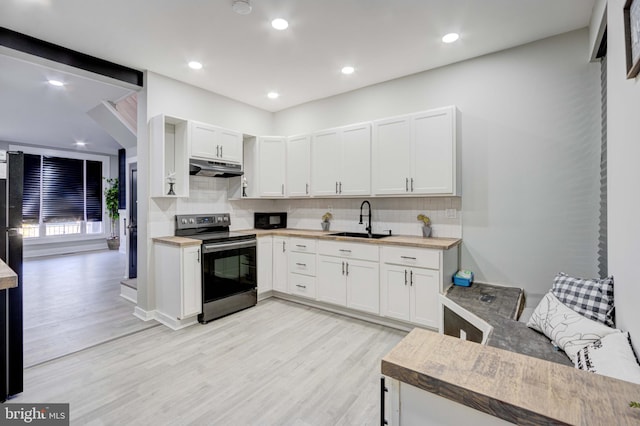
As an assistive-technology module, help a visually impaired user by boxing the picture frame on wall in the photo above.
[624,0,640,78]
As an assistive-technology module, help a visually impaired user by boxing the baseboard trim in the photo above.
[154,311,198,331]
[120,284,137,304]
[271,292,425,333]
[133,306,156,322]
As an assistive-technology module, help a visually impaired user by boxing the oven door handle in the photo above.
[202,239,257,253]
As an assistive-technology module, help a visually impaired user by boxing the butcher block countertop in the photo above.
[239,228,461,250]
[382,328,640,426]
[0,259,18,290]
[152,236,202,247]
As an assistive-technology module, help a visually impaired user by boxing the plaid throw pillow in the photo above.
[551,273,615,327]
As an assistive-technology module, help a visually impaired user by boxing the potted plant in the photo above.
[321,212,333,231]
[417,214,432,238]
[104,177,120,250]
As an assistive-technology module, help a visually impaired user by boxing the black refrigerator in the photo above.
[0,151,23,402]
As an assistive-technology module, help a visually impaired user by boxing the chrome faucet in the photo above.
[359,200,372,236]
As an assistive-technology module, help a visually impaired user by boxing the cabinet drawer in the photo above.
[289,252,316,276]
[318,240,379,261]
[381,246,440,269]
[290,238,317,253]
[288,273,316,299]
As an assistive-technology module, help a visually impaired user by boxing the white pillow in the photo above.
[574,331,640,384]
[526,292,619,362]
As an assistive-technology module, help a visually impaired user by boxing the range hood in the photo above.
[189,158,243,178]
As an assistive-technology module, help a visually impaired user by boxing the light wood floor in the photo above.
[23,250,158,367]
[15,298,407,425]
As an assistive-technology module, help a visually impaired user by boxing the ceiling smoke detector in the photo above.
[232,0,252,15]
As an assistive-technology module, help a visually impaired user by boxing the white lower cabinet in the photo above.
[257,236,273,296]
[272,237,288,293]
[317,241,380,315]
[154,242,202,329]
[288,238,317,299]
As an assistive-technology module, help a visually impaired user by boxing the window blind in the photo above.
[22,153,41,224]
[42,156,84,223]
[86,160,102,222]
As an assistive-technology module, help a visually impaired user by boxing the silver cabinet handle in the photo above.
[295,262,307,267]
[410,270,413,286]
[339,181,342,194]
[336,181,338,194]
[123,218,127,236]
[401,256,417,260]
[282,241,286,252]
[339,249,351,253]
[282,184,284,195]
[411,178,414,192]
[296,284,307,289]
[296,244,306,248]
[306,183,309,194]
[216,145,220,157]
[404,269,407,285]
[220,146,223,157]
[342,261,345,275]
[346,262,349,276]
[197,249,200,263]
[406,177,409,192]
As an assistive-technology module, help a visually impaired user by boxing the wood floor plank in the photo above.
[15,299,407,425]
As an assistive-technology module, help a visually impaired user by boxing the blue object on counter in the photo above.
[453,269,474,287]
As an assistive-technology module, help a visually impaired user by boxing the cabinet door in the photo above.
[410,268,440,328]
[286,135,311,197]
[340,123,371,196]
[380,264,411,322]
[258,137,286,197]
[346,259,379,314]
[181,245,202,318]
[311,129,341,196]
[190,121,219,160]
[218,128,243,164]
[372,116,412,195]
[272,237,288,293]
[317,255,347,306]
[257,236,273,294]
[411,107,454,194]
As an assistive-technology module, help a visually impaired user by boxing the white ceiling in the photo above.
[0,0,596,153]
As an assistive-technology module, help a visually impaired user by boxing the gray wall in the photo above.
[274,29,602,296]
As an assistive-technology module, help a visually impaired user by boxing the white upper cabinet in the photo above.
[311,123,371,197]
[373,106,459,196]
[189,121,242,164]
[257,136,287,197]
[286,135,311,197]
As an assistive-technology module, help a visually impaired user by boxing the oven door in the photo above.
[201,239,257,303]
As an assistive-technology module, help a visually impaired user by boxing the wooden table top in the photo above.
[0,259,18,290]
[382,328,640,425]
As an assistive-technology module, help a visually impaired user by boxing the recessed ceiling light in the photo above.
[271,18,289,30]
[442,33,460,43]
[232,0,252,15]
[341,66,355,75]
[188,61,203,70]
[267,92,280,99]
[74,141,86,147]
[48,79,64,87]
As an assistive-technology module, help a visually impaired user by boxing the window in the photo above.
[21,152,107,239]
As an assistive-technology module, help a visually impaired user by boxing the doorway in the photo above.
[128,165,138,279]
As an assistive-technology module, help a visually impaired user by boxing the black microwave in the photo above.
[254,212,287,229]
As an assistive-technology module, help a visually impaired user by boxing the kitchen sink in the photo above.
[328,231,390,239]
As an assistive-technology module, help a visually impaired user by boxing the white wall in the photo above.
[607,0,640,353]
[275,29,602,296]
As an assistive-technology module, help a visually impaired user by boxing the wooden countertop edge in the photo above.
[382,328,640,425]
[237,229,462,250]
[152,236,202,247]
[0,259,18,290]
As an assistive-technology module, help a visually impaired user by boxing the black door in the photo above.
[128,167,137,279]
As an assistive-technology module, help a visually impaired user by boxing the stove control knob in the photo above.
[189,218,195,224]
[181,219,187,224]
[217,217,223,222]
[223,217,229,222]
